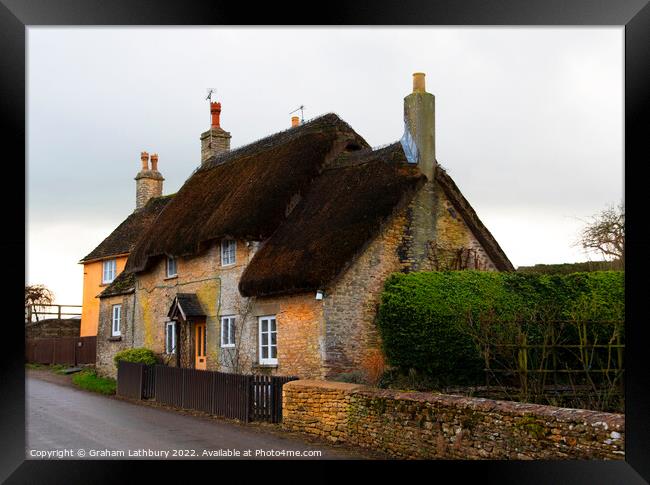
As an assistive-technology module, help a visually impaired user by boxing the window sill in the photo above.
[254,363,278,369]
[108,336,122,342]
[221,345,236,349]
[220,263,236,268]
[164,275,178,281]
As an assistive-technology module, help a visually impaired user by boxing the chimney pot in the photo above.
[140,151,149,170]
[291,116,300,127]
[150,153,159,171]
[412,72,426,93]
[210,101,222,128]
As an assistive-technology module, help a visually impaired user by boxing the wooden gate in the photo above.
[25,336,96,366]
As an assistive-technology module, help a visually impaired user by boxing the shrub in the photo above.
[113,347,157,368]
[376,271,624,387]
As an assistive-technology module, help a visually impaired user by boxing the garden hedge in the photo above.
[376,271,624,385]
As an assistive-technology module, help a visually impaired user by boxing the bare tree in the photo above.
[578,203,624,266]
[25,284,54,322]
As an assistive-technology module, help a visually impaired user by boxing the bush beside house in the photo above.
[377,271,624,387]
[113,348,157,368]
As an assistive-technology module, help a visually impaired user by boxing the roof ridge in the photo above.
[198,113,353,172]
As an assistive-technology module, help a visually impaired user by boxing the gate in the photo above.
[25,336,96,366]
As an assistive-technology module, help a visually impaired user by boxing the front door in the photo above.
[194,321,207,370]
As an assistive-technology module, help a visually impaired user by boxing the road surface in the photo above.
[26,376,370,460]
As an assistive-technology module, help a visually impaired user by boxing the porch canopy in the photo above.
[167,293,206,322]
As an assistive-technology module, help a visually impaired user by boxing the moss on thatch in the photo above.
[99,270,135,298]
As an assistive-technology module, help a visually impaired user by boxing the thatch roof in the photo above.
[435,168,514,272]
[99,270,136,298]
[125,114,369,273]
[239,143,426,297]
[123,112,512,298]
[80,195,174,263]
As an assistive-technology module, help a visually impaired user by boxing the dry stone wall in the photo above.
[282,380,625,460]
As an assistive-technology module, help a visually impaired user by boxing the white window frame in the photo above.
[221,239,236,266]
[165,321,176,354]
[221,316,236,348]
[258,315,277,366]
[166,256,178,278]
[111,304,121,337]
[102,259,117,284]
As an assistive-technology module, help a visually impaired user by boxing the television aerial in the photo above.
[289,105,305,123]
[206,88,217,102]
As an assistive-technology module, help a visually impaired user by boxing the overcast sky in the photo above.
[26,27,623,305]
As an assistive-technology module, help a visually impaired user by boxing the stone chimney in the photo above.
[402,72,436,271]
[291,116,300,127]
[200,101,231,165]
[135,151,164,210]
[402,72,436,180]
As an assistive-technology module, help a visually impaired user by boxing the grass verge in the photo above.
[25,363,70,374]
[72,369,116,395]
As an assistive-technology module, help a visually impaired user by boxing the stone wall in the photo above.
[283,380,625,460]
[322,181,497,379]
[96,293,134,378]
[130,240,327,378]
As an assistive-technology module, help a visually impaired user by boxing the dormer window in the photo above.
[102,259,117,284]
[166,256,178,278]
[221,239,236,266]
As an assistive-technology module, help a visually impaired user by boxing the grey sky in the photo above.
[27,27,623,304]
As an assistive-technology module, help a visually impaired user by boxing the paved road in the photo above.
[26,377,367,460]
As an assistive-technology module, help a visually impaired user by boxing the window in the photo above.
[258,315,277,365]
[102,259,117,284]
[166,256,178,278]
[221,239,236,266]
[111,304,121,337]
[221,316,236,348]
[165,321,176,354]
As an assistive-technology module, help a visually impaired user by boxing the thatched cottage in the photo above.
[92,73,513,378]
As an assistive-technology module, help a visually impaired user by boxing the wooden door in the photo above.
[194,321,207,370]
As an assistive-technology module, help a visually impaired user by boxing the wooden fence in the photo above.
[117,361,298,423]
[25,336,96,366]
[25,304,82,324]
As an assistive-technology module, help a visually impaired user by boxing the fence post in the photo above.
[245,375,252,423]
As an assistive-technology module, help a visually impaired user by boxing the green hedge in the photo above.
[113,347,157,368]
[376,271,624,385]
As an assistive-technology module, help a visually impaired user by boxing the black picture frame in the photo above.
[3,0,649,483]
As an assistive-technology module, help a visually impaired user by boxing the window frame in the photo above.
[102,259,117,284]
[221,315,236,348]
[258,315,277,366]
[111,304,121,337]
[166,256,178,278]
[221,239,236,266]
[165,321,176,354]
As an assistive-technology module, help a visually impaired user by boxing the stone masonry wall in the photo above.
[96,293,134,378]
[283,380,625,460]
[322,181,497,378]
[131,240,327,378]
[322,205,407,377]
[133,241,251,371]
